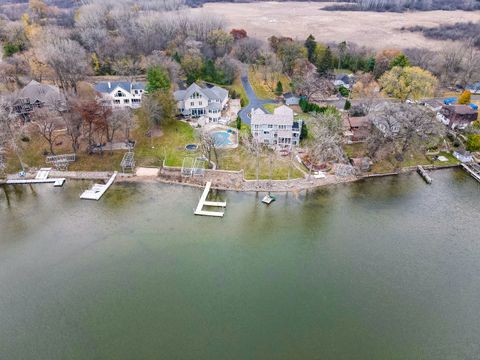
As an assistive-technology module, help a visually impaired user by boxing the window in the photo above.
[199,101,202,106]
[124,99,130,104]
[113,100,120,104]
[268,124,273,128]
[116,91,124,97]
[190,102,194,106]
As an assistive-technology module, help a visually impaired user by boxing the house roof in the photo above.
[466,82,480,90]
[173,83,228,103]
[251,105,294,126]
[94,81,145,94]
[335,74,351,84]
[16,80,64,104]
[349,116,370,128]
[283,92,298,99]
[445,104,478,115]
[207,102,222,111]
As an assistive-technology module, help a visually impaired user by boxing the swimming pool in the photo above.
[212,131,233,147]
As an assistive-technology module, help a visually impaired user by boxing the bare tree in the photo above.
[367,103,445,162]
[292,68,335,101]
[199,131,219,168]
[32,108,61,155]
[106,109,131,143]
[241,132,264,183]
[306,111,345,177]
[41,37,90,93]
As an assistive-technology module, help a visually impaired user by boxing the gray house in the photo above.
[251,105,302,149]
[173,83,228,122]
[13,80,65,120]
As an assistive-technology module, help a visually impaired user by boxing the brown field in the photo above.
[190,2,480,50]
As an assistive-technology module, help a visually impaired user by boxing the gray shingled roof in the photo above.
[173,83,228,102]
[94,81,145,94]
[17,80,64,104]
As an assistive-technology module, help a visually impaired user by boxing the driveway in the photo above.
[238,75,278,125]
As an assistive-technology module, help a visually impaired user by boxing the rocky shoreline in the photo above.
[1,163,461,192]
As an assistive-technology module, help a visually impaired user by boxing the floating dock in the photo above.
[6,168,65,187]
[80,171,117,200]
[417,165,432,184]
[461,163,480,182]
[194,181,226,217]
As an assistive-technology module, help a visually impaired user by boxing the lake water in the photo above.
[1,169,480,359]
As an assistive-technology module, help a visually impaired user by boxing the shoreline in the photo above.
[1,163,461,192]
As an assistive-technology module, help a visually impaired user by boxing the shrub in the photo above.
[458,90,472,105]
[338,85,350,97]
[236,116,242,130]
[344,99,351,110]
[466,134,480,151]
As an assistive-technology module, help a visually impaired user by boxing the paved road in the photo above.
[238,75,278,125]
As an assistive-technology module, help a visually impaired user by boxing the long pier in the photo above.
[6,168,65,187]
[80,171,117,200]
[194,181,226,217]
[461,163,480,182]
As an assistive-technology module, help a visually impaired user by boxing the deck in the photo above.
[6,168,65,187]
[194,181,226,217]
[80,171,118,200]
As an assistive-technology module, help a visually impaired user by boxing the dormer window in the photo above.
[116,91,124,97]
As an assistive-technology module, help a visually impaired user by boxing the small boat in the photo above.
[262,193,276,204]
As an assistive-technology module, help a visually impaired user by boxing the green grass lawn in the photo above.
[218,147,304,180]
[134,113,199,167]
[369,150,460,174]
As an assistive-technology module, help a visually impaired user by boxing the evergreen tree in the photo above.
[146,65,171,93]
[344,99,351,110]
[236,116,242,130]
[304,34,317,63]
[317,46,333,75]
[390,53,410,68]
[275,81,283,96]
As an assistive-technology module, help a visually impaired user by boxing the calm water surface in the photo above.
[1,169,480,359]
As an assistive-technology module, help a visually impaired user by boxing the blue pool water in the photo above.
[212,131,232,147]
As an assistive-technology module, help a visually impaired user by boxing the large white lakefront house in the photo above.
[251,105,302,149]
[94,81,145,109]
[173,83,228,122]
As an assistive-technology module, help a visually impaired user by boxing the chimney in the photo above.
[108,82,111,89]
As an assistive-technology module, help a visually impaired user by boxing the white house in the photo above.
[251,105,302,149]
[94,81,145,109]
[173,83,228,122]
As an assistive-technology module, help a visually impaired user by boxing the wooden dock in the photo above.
[194,181,226,217]
[417,165,432,184]
[6,168,65,187]
[461,163,480,182]
[80,171,117,200]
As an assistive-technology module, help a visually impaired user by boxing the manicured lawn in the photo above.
[134,113,199,167]
[218,146,304,180]
[248,67,291,100]
[369,150,460,174]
